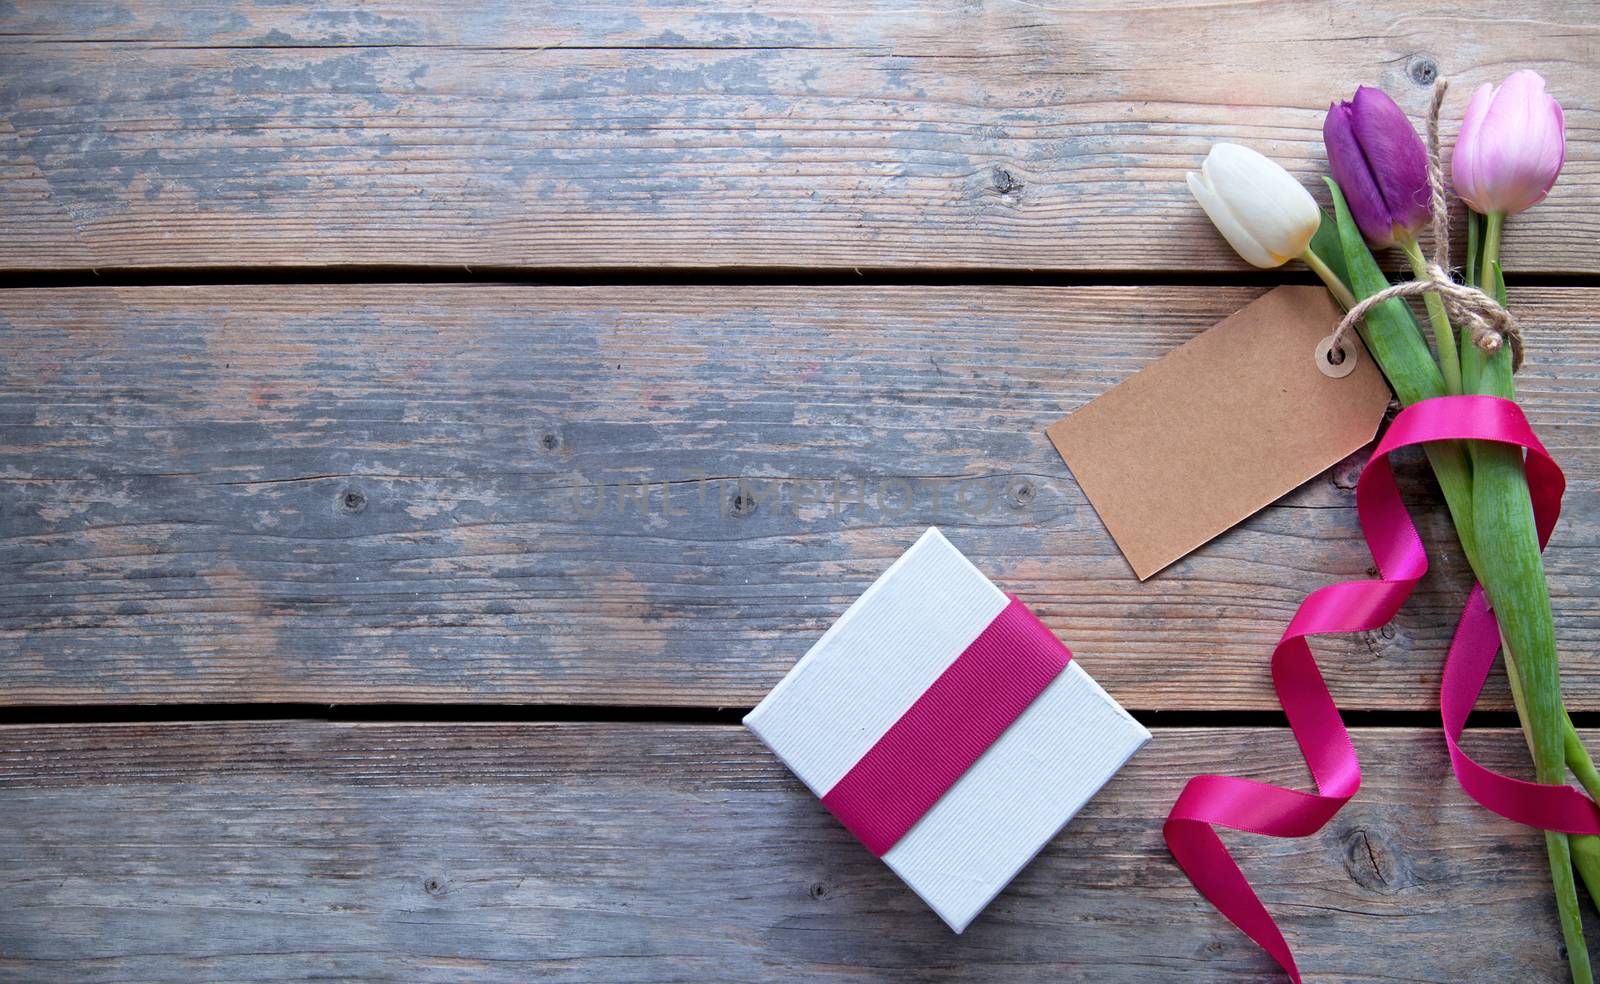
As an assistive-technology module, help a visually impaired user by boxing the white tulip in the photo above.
[1186,144,1321,268]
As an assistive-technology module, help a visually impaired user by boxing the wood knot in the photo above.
[1341,826,1408,893]
[727,489,757,518]
[337,489,367,515]
[992,166,1023,196]
[1363,622,1398,646]
[1359,622,1401,661]
[1330,453,1364,491]
[540,432,560,451]
[422,876,446,896]
[1408,56,1438,86]
[1006,478,1036,508]
[808,881,830,900]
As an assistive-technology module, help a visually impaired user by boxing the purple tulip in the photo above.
[1452,70,1565,216]
[1323,86,1431,247]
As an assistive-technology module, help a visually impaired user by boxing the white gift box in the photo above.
[745,527,1149,932]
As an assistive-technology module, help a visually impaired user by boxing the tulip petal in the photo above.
[1200,144,1319,265]
[1517,84,1566,211]
[1351,86,1430,234]
[1480,73,1538,207]
[1542,97,1568,203]
[1324,99,1396,245]
[1451,83,1496,213]
[1469,70,1566,214]
[1188,169,1276,268]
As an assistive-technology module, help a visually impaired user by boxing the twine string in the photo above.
[1327,80,1523,371]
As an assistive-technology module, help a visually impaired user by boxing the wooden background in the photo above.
[2,2,1597,980]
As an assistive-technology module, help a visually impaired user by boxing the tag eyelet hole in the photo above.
[1315,336,1357,378]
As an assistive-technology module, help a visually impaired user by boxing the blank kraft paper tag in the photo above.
[1046,286,1392,580]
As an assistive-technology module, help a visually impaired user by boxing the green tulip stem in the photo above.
[1398,233,1462,394]
[1472,219,1592,983]
[1505,636,1600,916]
[1460,211,1504,407]
[1461,211,1484,394]
[1570,719,1600,804]
[1487,205,1600,915]
[1562,733,1600,912]
[1574,836,1600,913]
[1482,211,1505,292]
[1321,181,1591,979]
[1493,637,1598,804]
[1301,248,1357,309]
[1479,217,1600,931]
[1465,210,1481,290]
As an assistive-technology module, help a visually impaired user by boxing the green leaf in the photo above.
[1322,177,1444,406]
[1307,208,1349,290]
[1325,176,1480,572]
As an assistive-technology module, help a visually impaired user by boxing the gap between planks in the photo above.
[4,265,1600,291]
[0,703,1569,732]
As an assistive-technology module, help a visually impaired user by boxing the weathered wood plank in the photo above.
[2,284,1597,709]
[0,721,1590,982]
[1,1,1595,272]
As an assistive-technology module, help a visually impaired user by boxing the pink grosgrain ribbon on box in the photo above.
[1165,394,1600,983]
[821,595,1073,857]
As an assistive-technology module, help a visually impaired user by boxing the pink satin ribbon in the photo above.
[1166,394,1600,982]
[822,595,1073,856]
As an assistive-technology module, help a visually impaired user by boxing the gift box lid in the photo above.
[744,527,1149,932]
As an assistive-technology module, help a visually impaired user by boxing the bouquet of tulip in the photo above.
[1188,73,1596,980]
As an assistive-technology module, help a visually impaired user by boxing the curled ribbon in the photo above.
[1165,394,1600,982]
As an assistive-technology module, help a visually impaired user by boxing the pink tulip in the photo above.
[1452,70,1565,215]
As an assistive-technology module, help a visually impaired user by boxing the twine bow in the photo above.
[1329,80,1523,371]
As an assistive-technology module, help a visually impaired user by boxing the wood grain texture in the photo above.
[3,284,1597,710]
[0,720,1590,982]
[1,0,1596,273]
